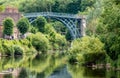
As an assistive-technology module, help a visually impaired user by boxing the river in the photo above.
[0,53,120,78]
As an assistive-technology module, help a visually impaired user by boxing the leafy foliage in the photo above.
[27,33,49,53]
[98,0,120,61]
[66,30,72,41]
[3,17,14,36]
[69,36,105,64]
[18,0,81,14]
[2,40,14,56]
[17,17,30,35]
[34,16,47,33]
[52,21,67,34]
[44,24,67,49]
[0,38,36,56]
[30,26,38,34]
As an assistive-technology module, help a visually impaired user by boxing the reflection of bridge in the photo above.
[24,12,86,39]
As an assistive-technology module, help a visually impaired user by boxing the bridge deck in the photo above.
[24,12,85,19]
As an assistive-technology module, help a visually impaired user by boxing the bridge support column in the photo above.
[81,17,86,37]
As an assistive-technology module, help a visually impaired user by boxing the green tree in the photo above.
[18,0,81,13]
[30,26,38,34]
[66,30,72,41]
[98,0,120,61]
[27,33,49,53]
[35,16,47,33]
[69,36,105,64]
[86,0,103,36]
[44,24,67,49]
[66,0,81,13]
[3,17,14,37]
[17,17,30,35]
[81,0,96,12]
[52,21,67,33]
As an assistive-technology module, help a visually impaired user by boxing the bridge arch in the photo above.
[24,12,86,39]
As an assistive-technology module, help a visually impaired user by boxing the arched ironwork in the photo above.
[24,12,86,39]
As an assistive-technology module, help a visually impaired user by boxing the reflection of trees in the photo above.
[67,64,85,78]
[18,68,28,78]
[14,56,23,62]
[30,54,50,72]
[42,55,67,77]
[0,56,23,70]
[68,64,106,78]
[83,68,105,78]
[105,70,120,78]
[4,74,13,78]
[1,57,13,69]
[0,54,68,78]
[28,54,67,78]
[68,64,120,78]
[36,72,45,78]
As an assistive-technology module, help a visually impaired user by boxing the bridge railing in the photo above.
[24,12,84,19]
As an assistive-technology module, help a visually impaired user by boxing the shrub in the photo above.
[69,36,106,64]
[3,17,14,36]
[27,33,49,53]
[0,39,35,56]
[13,45,23,56]
[2,42,14,56]
[55,34,67,47]
[17,17,30,35]
[19,39,30,47]
[30,26,38,34]
[35,16,47,33]
[44,24,67,49]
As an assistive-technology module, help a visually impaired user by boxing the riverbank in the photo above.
[0,32,67,56]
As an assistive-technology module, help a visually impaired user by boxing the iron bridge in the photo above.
[24,12,86,39]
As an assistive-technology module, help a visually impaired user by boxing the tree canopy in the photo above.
[34,16,47,33]
[17,17,30,35]
[3,17,14,36]
[0,0,94,14]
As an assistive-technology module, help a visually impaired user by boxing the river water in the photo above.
[0,54,120,78]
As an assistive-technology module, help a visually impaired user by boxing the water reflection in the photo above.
[0,54,120,78]
[4,74,12,78]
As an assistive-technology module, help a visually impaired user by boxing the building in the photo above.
[0,6,22,39]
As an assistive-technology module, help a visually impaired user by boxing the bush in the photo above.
[3,17,14,36]
[27,33,49,53]
[35,16,47,33]
[30,26,38,34]
[17,17,30,35]
[55,34,67,47]
[19,39,30,47]
[44,24,67,49]
[69,36,106,64]
[2,42,14,56]
[0,39,35,56]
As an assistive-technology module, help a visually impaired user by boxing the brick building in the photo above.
[0,6,22,39]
